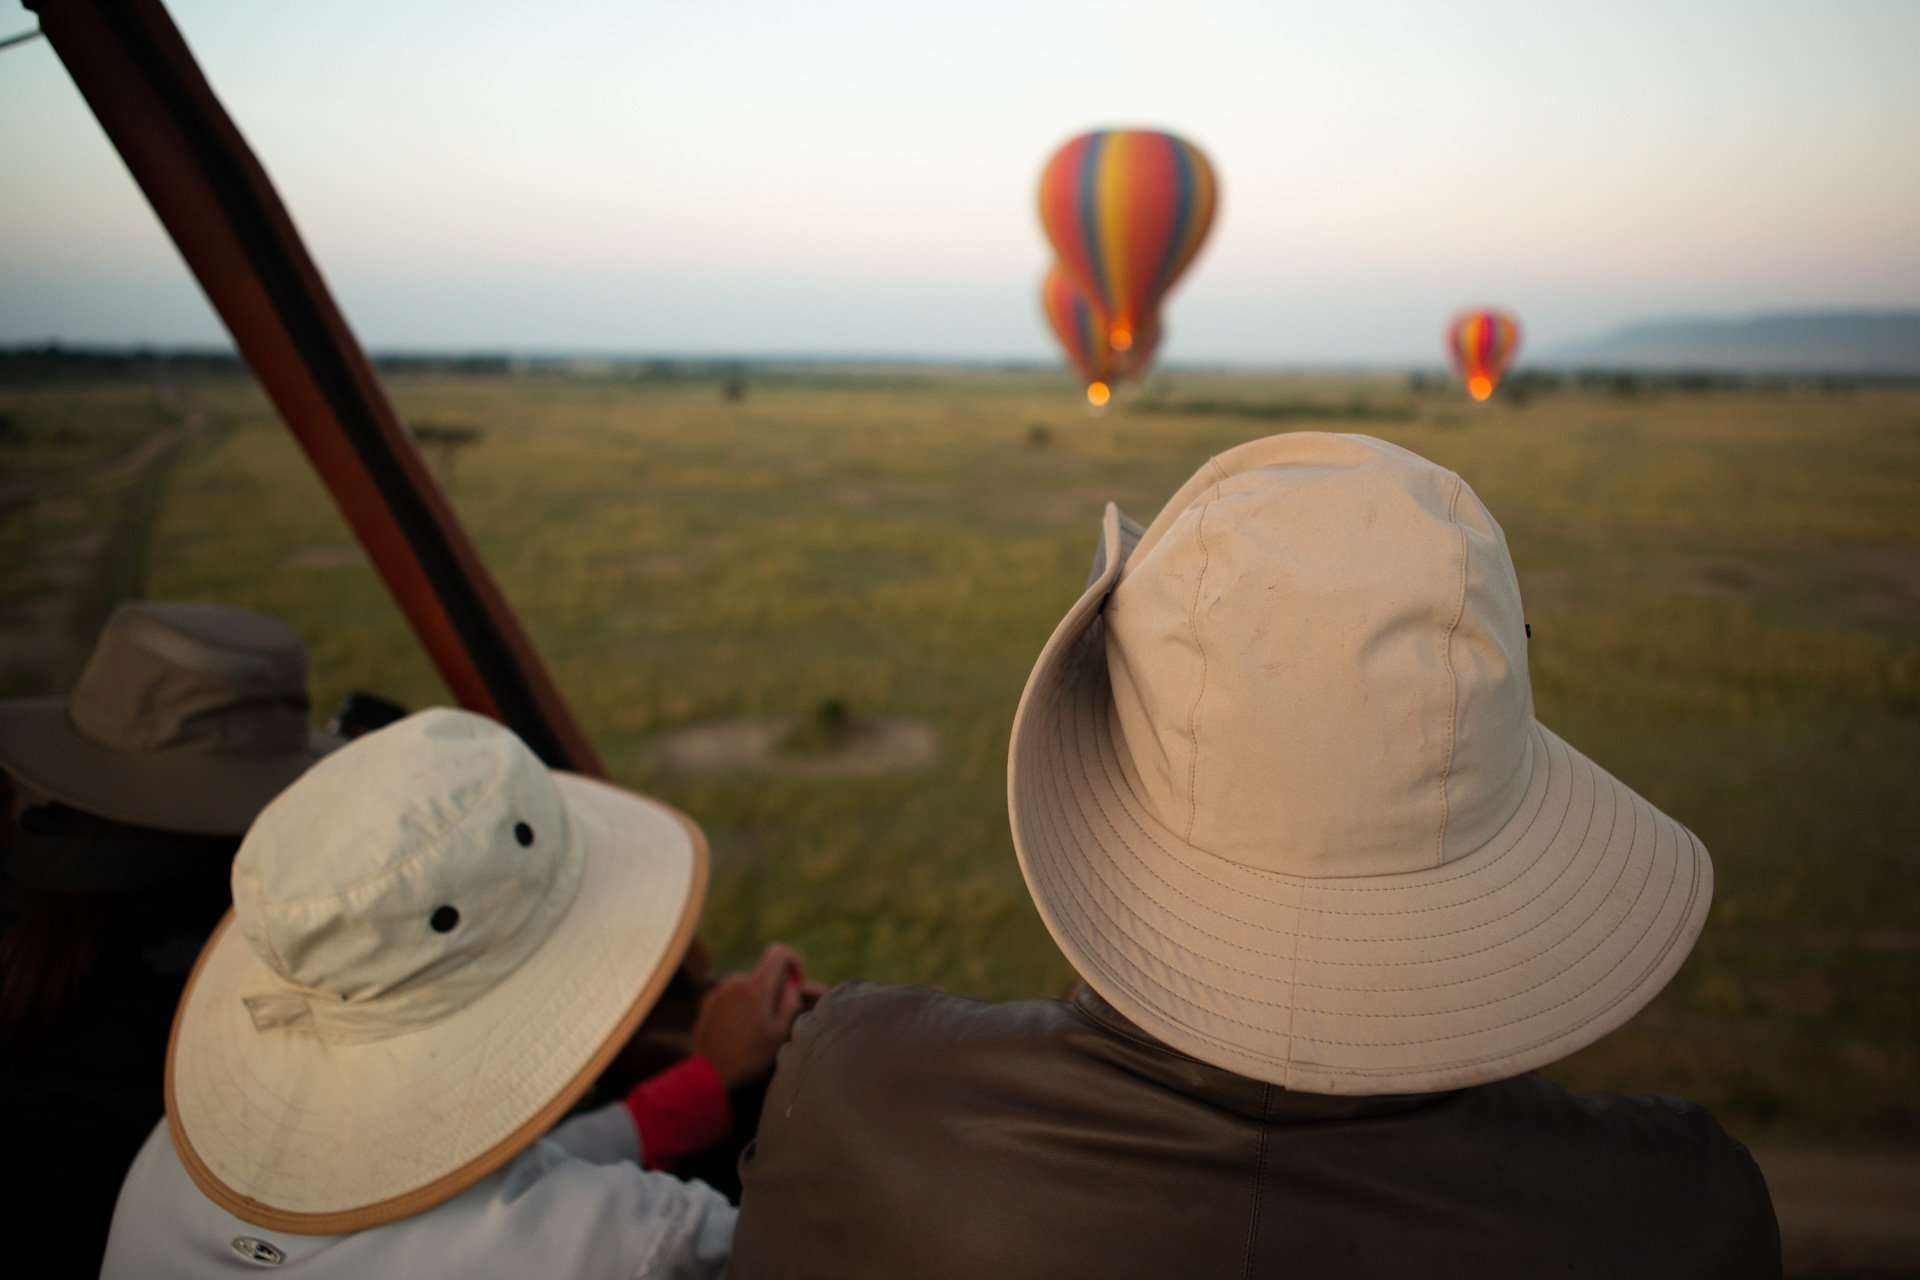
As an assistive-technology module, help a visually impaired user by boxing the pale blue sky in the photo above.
[2,0,1916,362]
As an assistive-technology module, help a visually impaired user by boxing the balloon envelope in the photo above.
[1040,130,1216,354]
[1042,266,1164,400]
[1041,264,1111,388]
[1447,309,1522,401]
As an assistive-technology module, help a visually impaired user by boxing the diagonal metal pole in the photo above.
[27,0,604,776]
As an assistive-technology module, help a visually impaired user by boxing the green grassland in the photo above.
[4,368,1917,1146]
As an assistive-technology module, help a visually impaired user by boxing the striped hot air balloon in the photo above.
[1447,309,1523,401]
[1039,130,1216,357]
[1042,266,1163,404]
[1042,264,1112,400]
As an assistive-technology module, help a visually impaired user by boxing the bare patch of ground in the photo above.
[649,713,938,779]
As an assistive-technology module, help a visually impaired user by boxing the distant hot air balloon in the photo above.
[1447,309,1522,401]
[1042,265,1115,404]
[1039,130,1216,357]
[1042,267,1165,404]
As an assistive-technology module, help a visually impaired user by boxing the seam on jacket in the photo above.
[1242,1084,1272,1280]
[1435,473,1468,867]
[1183,492,1219,844]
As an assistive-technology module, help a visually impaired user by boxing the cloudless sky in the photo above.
[2,0,1917,362]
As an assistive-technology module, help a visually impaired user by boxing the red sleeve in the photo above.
[624,1055,732,1171]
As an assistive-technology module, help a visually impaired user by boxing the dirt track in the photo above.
[1752,1146,1920,1274]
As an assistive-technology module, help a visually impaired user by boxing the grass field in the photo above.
[3,367,1917,1148]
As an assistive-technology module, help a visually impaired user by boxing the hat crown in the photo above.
[233,709,581,1036]
[69,602,310,755]
[1104,433,1534,878]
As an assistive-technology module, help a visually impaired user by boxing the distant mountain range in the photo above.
[1546,310,1920,375]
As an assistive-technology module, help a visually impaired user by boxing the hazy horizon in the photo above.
[4,0,1917,364]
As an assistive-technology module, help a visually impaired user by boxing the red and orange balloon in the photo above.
[1447,309,1522,401]
[1039,129,1216,397]
[1041,266,1164,405]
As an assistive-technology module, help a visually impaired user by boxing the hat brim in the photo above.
[165,772,706,1232]
[0,697,323,836]
[1008,506,1712,1096]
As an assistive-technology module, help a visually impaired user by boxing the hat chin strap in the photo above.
[241,991,321,1033]
[240,977,483,1044]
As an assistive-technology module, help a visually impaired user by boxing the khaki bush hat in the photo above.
[1010,433,1711,1095]
[0,601,331,835]
[166,708,707,1232]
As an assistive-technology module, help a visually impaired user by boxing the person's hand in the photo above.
[689,942,811,1088]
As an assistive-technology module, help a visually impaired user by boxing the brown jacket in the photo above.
[732,982,1779,1279]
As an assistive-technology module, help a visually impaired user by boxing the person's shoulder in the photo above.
[1469,1074,1778,1226]
[1484,1073,1756,1157]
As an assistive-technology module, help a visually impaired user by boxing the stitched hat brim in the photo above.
[165,773,705,1232]
[1008,505,1712,1095]
[0,697,323,835]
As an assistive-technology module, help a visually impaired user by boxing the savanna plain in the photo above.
[3,366,1917,1171]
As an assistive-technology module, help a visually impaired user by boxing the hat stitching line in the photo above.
[1225,803,1667,1038]
[1080,702,1579,939]
[1023,693,1295,1031]
[1141,762,1571,930]
[1048,840,1672,1063]
[1059,734,1642,1001]
[1029,648,1527,967]
[1284,894,1681,1051]
[1030,566,1563,900]
[1032,774,1679,1076]
[1277,798,1658,1002]
[1023,608,1697,1063]
[1060,753,1567,973]
[1067,841,1682,1057]
[1077,681,1559,900]
[1041,680,1680,1035]
[1026,633,1700,1077]
[1181,491,1221,845]
[1036,835,1295,1030]
[1041,691,1481,1014]
[183,794,690,1205]
[1434,474,1468,869]
[1041,663,1606,1006]
[1283,880,1304,1081]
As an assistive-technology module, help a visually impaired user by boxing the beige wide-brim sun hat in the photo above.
[0,698,328,835]
[166,711,706,1233]
[0,602,332,835]
[1010,433,1711,1096]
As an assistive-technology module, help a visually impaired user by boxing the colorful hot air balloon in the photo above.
[1043,266,1166,404]
[1447,309,1522,401]
[1042,264,1115,403]
[1039,130,1216,356]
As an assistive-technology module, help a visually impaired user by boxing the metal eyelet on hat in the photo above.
[231,1237,286,1265]
[515,821,534,846]
[430,905,460,933]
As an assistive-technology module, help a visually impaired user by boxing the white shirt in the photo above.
[101,1104,737,1279]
